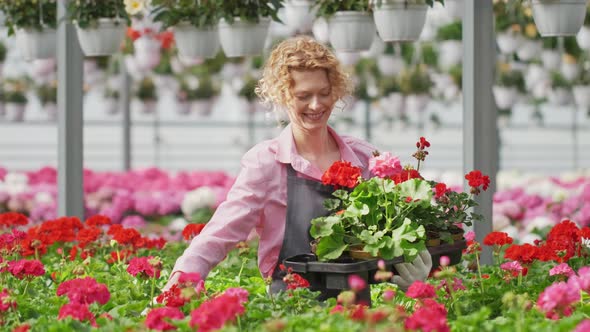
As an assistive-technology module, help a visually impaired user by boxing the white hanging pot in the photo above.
[137,100,157,114]
[104,98,119,115]
[572,85,590,109]
[540,49,561,70]
[493,86,518,110]
[153,75,178,92]
[516,40,541,61]
[576,26,590,50]
[377,55,404,76]
[76,18,127,56]
[373,1,428,42]
[437,40,463,70]
[175,101,191,115]
[444,0,464,20]
[336,51,362,66]
[531,0,587,37]
[191,99,213,116]
[43,102,57,121]
[284,0,317,34]
[312,17,330,43]
[134,36,161,71]
[525,64,549,91]
[328,11,376,52]
[5,103,26,122]
[561,61,580,81]
[548,87,571,105]
[218,17,271,57]
[15,28,56,60]
[496,31,524,55]
[174,22,219,59]
[405,94,430,113]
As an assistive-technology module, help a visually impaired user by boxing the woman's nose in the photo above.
[309,96,320,110]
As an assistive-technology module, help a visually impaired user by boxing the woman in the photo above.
[164,36,431,298]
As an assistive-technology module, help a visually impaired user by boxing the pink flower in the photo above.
[500,261,524,273]
[178,272,202,285]
[7,259,45,279]
[464,231,476,242]
[224,287,249,303]
[330,304,345,314]
[56,277,110,305]
[537,282,580,319]
[369,152,402,178]
[383,289,395,302]
[348,274,367,292]
[439,256,450,267]
[0,289,16,312]
[575,319,590,332]
[437,278,466,295]
[127,256,161,278]
[550,263,574,277]
[569,267,590,294]
[406,281,436,299]
[145,307,184,331]
[405,299,449,332]
[58,302,97,327]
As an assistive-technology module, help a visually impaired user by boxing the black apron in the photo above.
[270,164,371,304]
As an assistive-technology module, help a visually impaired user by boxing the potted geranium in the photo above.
[283,0,317,34]
[3,79,28,122]
[103,86,120,115]
[548,71,572,106]
[493,62,525,112]
[176,75,219,116]
[436,20,462,71]
[217,0,284,57]
[315,0,376,52]
[67,0,130,56]
[370,0,444,42]
[36,81,57,121]
[0,0,57,60]
[309,137,488,262]
[398,64,433,114]
[238,75,262,114]
[135,77,157,114]
[151,0,219,59]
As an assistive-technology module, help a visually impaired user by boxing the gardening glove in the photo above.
[392,250,432,292]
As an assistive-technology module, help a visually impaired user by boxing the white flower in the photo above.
[124,0,147,16]
[181,187,217,217]
[169,217,189,232]
[2,172,28,195]
[35,192,53,204]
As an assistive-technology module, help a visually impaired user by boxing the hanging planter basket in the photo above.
[76,18,127,56]
[5,103,26,122]
[373,1,428,42]
[328,11,376,52]
[174,22,219,59]
[531,0,588,37]
[218,17,271,57]
[283,0,317,34]
[572,85,590,109]
[15,28,56,60]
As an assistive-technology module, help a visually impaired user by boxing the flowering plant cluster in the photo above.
[311,137,489,261]
[0,0,57,34]
[67,0,130,29]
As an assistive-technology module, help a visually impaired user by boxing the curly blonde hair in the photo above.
[255,36,353,109]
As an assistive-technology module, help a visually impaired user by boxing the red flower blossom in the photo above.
[127,27,141,41]
[348,305,367,321]
[85,215,111,227]
[108,225,142,246]
[405,299,449,332]
[56,277,110,305]
[189,289,249,332]
[405,281,436,299]
[12,324,30,332]
[127,256,162,278]
[464,170,490,194]
[58,302,97,327]
[77,227,102,248]
[504,244,538,264]
[416,137,431,150]
[321,161,362,189]
[483,232,514,247]
[182,224,206,241]
[391,168,423,185]
[0,212,28,228]
[8,259,45,279]
[0,288,16,312]
[434,183,450,199]
[157,284,191,308]
[145,307,184,331]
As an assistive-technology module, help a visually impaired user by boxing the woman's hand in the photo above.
[392,250,433,291]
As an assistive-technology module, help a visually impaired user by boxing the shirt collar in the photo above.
[275,124,364,168]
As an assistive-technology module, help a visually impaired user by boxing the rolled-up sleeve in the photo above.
[171,147,269,279]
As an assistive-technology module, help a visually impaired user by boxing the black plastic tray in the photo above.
[283,240,466,290]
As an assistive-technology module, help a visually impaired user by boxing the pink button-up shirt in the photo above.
[172,124,378,279]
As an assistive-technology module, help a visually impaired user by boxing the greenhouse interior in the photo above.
[1,0,590,331]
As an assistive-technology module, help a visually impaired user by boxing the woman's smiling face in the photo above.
[287,69,336,132]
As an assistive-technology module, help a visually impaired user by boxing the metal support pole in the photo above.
[121,56,132,171]
[57,0,84,218]
[154,105,161,166]
[573,106,578,170]
[463,0,496,265]
[364,100,372,142]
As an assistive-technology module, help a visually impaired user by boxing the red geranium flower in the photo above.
[465,170,491,194]
[483,232,513,247]
[182,223,206,241]
[321,161,362,189]
[0,212,28,228]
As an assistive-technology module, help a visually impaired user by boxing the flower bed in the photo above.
[2,212,590,331]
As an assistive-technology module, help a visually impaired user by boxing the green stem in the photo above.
[149,277,156,308]
[237,316,243,331]
[237,258,247,285]
[446,276,461,317]
[475,252,485,293]
[23,280,30,295]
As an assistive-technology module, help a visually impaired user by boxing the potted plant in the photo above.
[314,0,375,52]
[217,0,284,57]
[3,79,28,122]
[398,64,433,114]
[572,59,590,109]
[176,75,219,116]
[0,0,57,60]
[283,0,317,34]
[377,42,405,76]
[36,81,57,121]
[370,0,444,42]
[0,41,6,71]
[493,62,525,112]
[309,137,488,262]
[67,0,130,56]
[377,74,404,118]
[103,86,120,115]
[238,75,261,114]
[576,10,590,50]
[529,0,588,37]
[436,20,462,70]
[135,77,157,114]
[152,0,219,59]
[548,71,572,106]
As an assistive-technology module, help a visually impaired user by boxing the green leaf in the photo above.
[310,216,342,238]
[316,235,348,261]
[399,179,433,204]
